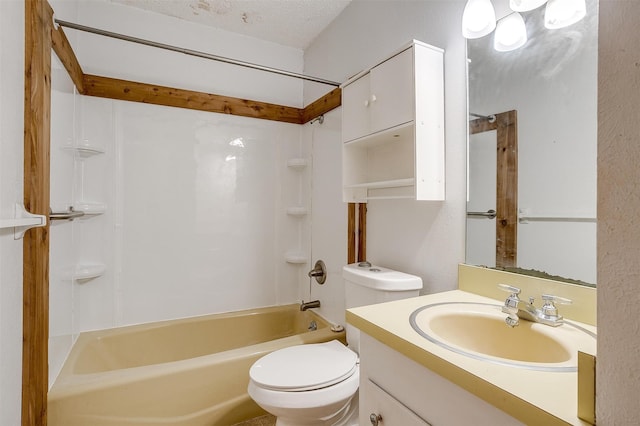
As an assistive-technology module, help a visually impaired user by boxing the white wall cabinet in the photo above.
[342,41,445,202]
[358,333,524,426]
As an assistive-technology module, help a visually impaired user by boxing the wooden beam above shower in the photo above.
[51,24,85,94]
[49,10,341,124]
[82,74,305,124]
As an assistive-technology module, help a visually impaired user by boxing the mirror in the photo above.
[466,0,598,286]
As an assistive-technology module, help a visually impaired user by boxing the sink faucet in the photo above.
[498,284,572,328]
[300,300,321,311]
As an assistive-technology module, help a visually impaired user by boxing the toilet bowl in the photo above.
[248,340,359,426]
[248,263,422,425]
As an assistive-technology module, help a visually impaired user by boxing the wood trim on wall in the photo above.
[23,0,53,424]
[82,74,304,124]
[300,88,342,124]
[469,110,518,268]
[50,24,84,94]
[81,74,341,124]
[357,203,367,262]
[348,203,356,264]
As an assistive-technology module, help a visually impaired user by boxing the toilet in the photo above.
[248,262,422,425]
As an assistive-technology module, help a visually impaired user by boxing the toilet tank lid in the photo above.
[342,263,422,291]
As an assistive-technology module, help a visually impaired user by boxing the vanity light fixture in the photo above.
[544,0,587,29]
[494,12,528,52]
[462,0,497,39]
[463,0,587,51]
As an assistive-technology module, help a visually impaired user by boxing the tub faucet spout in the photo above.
[300,300,321,311]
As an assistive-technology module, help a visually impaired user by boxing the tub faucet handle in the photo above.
[308,260,327,284]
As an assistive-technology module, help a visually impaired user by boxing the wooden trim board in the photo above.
[469,110,518,268]
[51,24,84,93]
[23,0,53,424]
[301,88,342,123]
[348,203,356,264]
[83,74,303,124]
[357,203,367,262]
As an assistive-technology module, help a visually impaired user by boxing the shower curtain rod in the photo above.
[54,19,341,87]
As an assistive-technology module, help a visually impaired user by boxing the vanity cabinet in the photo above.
[358,333,524,426]
[362,379,431,426]
[341,40,444,202]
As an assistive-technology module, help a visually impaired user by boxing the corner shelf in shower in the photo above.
[63,143,105,159]
[286,158,308,170]
[286,207,308,217]
[73,263,106,281]
[284,253,307,264]
[72,202,107,216]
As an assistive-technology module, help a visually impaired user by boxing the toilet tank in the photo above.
[343,263,422,309]
[343,263,422,352]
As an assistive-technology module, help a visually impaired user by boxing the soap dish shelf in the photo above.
[74,264,106,281]
[287,158,308,170]
[285,253,307,264]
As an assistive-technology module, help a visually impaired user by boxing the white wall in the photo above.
[468,0,598,284]
[303,0,468,321]
[597,0,640,422]
[0,1,25,423]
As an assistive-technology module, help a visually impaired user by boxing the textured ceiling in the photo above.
[110,0,352,49]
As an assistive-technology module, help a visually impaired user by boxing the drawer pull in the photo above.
[370,413,383,425]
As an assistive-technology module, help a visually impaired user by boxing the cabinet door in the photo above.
[342,72,371,142]
[361,379,431,426]
[370,47,415,134]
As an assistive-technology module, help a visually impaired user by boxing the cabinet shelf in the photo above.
[345,178,415,190]
[344,121,414,149]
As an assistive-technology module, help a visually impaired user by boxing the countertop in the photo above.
[346,290,596,426]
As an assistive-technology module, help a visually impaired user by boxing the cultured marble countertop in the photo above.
[346,290,596,426]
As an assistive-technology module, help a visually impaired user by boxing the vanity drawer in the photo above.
[361,379,432,426]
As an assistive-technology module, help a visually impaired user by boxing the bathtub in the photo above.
[48,304,345,426]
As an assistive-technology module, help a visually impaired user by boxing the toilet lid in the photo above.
[249,340,358,391]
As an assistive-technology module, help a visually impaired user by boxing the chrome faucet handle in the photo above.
[541,294,572,318]
[498,283,521,295]
[497,284,521,308]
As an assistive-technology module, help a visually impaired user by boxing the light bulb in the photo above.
[462,0,497,39]
[544,0,586,29]
[509,0,547,12]
[494,12,528,52]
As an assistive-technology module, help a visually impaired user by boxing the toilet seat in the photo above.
[249,340,358,392]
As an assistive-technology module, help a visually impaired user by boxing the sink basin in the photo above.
[409,302,596,371]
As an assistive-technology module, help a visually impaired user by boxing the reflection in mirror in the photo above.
[466,0,598,286]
